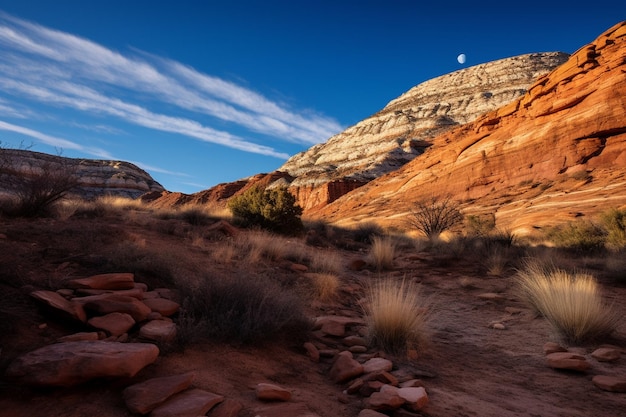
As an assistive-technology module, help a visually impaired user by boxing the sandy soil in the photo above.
[0,212,625,417]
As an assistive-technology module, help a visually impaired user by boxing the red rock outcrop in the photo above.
[312,21,626,235]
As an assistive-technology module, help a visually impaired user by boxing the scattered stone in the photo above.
[546,352,590,372]
[150,388,224,417]
[122,372,195,414]
[491,323,506,330]
[543,342,568,355]
[252,402,321,417]
[142,297,180,316]
[77,294,152,322]
[67,273,135,290]
[359,380,384,397]
[143,290,161,300]
[329,351,364,383]
[591,347,621,362]
[75,287,145,299]
[592,375,626,392]
[30,290,87,323]
[504,307,523,314]
[290,263,308,272]
[400,379,425,388]
[256,383,292,401]
[364,389,404,411]
[372,371,398,386]
[56,332,100,342]
[303,342,320,362]
[5,341,159,387]
[343,335,367,347]
[346,378,364,394]
[139,320,177,343]
[210,398,244,417]
[88,312,135,336]
[362,358,393,374]
[358,409,388,417]
[392,386,429,411]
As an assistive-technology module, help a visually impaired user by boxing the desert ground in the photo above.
[0,202,625,417]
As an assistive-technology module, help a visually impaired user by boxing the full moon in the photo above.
[457,53,466,64]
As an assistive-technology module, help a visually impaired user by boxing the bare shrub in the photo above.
[362,278,431,355]
[177,273,311,345]
[408,195,463,240]
[515,259,619,344]
[368,235,396,271]
[0,148,79,217]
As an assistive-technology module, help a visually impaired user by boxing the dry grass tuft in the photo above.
[362,278,431,355]
[368,235,396,271]
[515,259,619,344]
[306,272,340,301]
[309,249,344,274]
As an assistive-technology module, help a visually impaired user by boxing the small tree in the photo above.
[228,185,303,234]
[408,195,463,240]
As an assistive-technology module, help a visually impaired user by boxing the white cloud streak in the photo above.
[0,12,343,159]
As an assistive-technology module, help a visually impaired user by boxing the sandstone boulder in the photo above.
[362,358,393,374]
[255,383,292,401]
[76,293,152,322]
[122,372,196,414]
[142,297,180,316]
[329,351,364,383]
[88,312,135,336]
[138,320,177,343]
[30,290,87,323]
[67,273,135,290]
[592,375,626,392]
[591,347,621,362]
[5,341,159,386]
[546,352,590,372]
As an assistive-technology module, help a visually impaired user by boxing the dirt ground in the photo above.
[0,211,625,417]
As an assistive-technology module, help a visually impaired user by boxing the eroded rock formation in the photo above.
[314,21,626,234]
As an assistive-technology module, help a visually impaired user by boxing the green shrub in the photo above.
[601,208,626,250]
[515,259,619,344]
[545,220,606,253]
[465,214,496,237]
[228,186,303,234]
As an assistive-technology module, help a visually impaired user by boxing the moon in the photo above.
[457,53,466,64]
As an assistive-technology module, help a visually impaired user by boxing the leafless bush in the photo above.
[408,195,463,240]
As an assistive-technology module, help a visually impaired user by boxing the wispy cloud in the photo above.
[0,12,342,159]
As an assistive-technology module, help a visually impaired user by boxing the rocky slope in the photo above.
[0,149,164,199]
[314,21,626,235]
[146,52,568,210]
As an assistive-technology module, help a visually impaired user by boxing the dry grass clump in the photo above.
[177,273,311,345]
[368,235,396,271]
[306,272,340,301]
[233,230,309,263]
[309,249,344,274]
[362,278,431,355]
[515,259,619,344]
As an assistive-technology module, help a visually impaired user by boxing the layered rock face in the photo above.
[0,149,164,199]
[279,52,569,210]
[314,21,626,234]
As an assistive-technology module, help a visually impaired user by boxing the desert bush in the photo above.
[351,221,385,243]
[465,214,496,237]
[177,273,311,345]
[515,259,619,344]
[228,185,303,234]
[408,195,463,240]
[368,235,396,271]
[0,148,80,217]
[362,278,431,355]
[545,220,606,253]
[601,208,626,251]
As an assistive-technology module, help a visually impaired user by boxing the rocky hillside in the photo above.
[280,52,569,210]
[314,21,626,235]
[146,52,568,210]
[0,149,164,199]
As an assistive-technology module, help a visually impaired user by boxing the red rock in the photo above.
[30,290,87,323]
[328,351,364,383]
[592,375,626,392]
[122,372,195,414]
[88,312,135,336]
[67,273,135,290]
[75,287,145,299]
[364,389,404,411]
[252,402,321,417]
[56,332,100,342]
[591,347,621,362]
[150,388,224,417]
[543,342,567,355]
[209,399,244,417]
[139,320,177,343]
[394,386,429,411]
[142,297,180,316]
[546,352,590,372]
[358,410,388,417]
[303,342,320,362]
[5,341,159,387]
[76,293,152,322]
[362,358,393,374]
[255,383,292,401]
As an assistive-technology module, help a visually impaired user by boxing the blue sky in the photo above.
[0,1,623,193]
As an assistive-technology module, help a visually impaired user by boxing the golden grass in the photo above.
[368,235,396,271]
[309,249,344,274]
[306,272,340,301]
[516,259,619,343]
[362,278,431,355]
